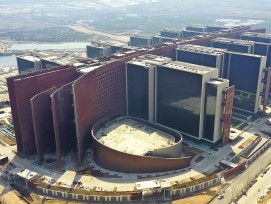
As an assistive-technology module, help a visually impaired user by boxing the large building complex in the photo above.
[7,25,254,166]
[127,55,231,144]
[177,43,268,120]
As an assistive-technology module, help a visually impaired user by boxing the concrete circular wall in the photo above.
[91,116,191,173]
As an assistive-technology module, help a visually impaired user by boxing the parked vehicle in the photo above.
[218,194,224,199]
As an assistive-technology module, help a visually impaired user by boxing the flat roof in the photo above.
[128,54,172,67]
[186,25,206,29]
[96,118,175,156]
[212,37,255,45]
[207,78,229,85]
[220,160,238,168]
[177,44,225,55]
[161,61,217,75]
[130,35,152,40]
[87,44,110,49]
[226,51,264,58]
[18,55,41,62]
[229,128,242,141]
[161,29,181,33]
[153,35,177,40]
[77,65,101,73]
[16,169,38,181]
[136,179,171,190]
[242,32,271,39]
[42,55,82,65]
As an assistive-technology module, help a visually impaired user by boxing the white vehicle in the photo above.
[218,194,224,199]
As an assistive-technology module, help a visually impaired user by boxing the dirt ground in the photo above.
[172,186,220,204]
[261,191,271,204]
[0,133,16,146]
[0,190,28,204]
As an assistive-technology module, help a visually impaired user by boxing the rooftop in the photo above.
[41,55,84,66]
[95,118,175,156]
[77,65,101,73]
[136,179,171,190]
[128,54,172,67]
[18,55,41,62]
[242,32,271,39]
[177,44,225,55]
[207,78,229,85]
[15,169,39,181]
[161,29,181,33]
[130,35,152,40]
[212,37,255,45]
[161,61,217,75]
[153,35,178,40]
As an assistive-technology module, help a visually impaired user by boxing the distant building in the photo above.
[211,37,255,53]
[182,30,204,39]
[254,42,271,67]
[176,44,225,76]
[111,44,131,54]
[241,32,271,44]
[186,25,207,33]
[206,25,226,33]
[160,29,182,39]
[86,44,110,58]
[16,56,41,74]
[130,35,152,47]
[41,56,85,69]
[41,58,61,69]
[152,36,177,45]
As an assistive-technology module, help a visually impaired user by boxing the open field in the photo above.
[68,25,129,42]
[172,186,220,204]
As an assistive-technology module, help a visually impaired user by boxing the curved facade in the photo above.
[51,82,77,162]
[31,87,58,162]
[91,116,191,173]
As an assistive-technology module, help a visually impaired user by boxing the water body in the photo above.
[0,55,17,69]
[8,42,89,51]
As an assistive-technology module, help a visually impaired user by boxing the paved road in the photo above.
[238,164,271,204]
[211,146,271,204]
